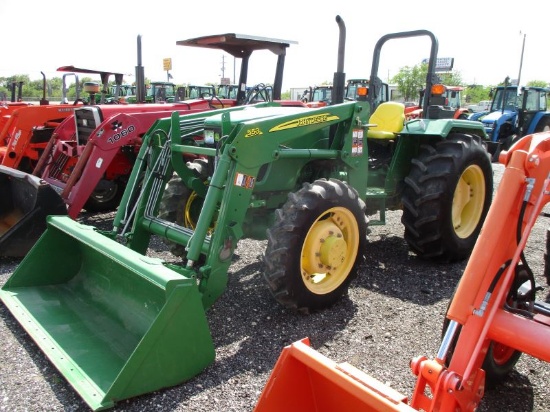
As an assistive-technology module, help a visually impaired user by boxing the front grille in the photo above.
[74,107,102,144]
[47,152,70,180]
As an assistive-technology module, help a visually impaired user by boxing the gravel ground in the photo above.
[1,162,550,412]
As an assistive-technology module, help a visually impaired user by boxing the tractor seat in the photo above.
[367,102,405,139]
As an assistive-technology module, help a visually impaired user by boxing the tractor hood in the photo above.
[204,105,312,128]
[481,109,516,124]
[89,100,212,117]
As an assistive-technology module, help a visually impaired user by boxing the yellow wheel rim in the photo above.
[301,207,360,295]
[452,164,485,239]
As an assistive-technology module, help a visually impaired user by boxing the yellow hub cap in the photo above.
[452,164,485,238]
[301,207,359,294]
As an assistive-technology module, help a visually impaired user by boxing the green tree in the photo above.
[0,74,126,102]
[463,79,549,106]
[0,75,31,101]
[391,63,468,102]
[438,71,463,86]
[464,84,492,104]
[527,80,549,88]
[390,63,427,101]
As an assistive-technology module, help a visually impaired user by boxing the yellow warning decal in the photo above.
[270,113,340,132]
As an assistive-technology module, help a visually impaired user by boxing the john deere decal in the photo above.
[270,113,340,132]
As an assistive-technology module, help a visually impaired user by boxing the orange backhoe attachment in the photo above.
[256,131,550,411]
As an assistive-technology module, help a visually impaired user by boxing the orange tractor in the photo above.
[0,69,128,173]
[0,80,32,129]
[255,130,550,411]
[405,84,470,121]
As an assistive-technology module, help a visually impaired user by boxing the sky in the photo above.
[2,0,548,92]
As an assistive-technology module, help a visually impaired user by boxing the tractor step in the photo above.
[365,187,387,225]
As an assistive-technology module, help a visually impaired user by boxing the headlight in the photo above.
[204,129,215,144]
[482,122,494,132]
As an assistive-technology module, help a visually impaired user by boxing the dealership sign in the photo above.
[421,57,454,72]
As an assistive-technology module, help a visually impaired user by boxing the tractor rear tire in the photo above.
[263,179,368,313]
[401,133,493,262]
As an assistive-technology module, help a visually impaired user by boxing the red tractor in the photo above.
[0,32,305,257]
[32,102,212,218]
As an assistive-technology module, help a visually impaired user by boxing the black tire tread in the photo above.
[83,179,126,213]
[158,174,189,257]
[263,178,368,313]
[401,133,493,262]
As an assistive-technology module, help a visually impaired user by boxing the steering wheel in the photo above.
[208,95,225,109]
[244,83,270,105]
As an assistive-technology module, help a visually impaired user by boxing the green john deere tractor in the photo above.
[0,16,492,411]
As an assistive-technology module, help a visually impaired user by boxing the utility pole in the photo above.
[517,32,526,91]
[220,55,232,86]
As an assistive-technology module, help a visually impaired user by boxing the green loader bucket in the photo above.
[0,216,214,411]
[0,165,67,257]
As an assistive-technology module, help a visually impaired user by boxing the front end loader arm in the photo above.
[409,131,550,410]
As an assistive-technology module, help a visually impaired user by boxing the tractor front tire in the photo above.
[442,279,524,389]
[441,319,522,389]
[482,342,523,387]
[158,160,211,257]
[83,178,126,213]
[402,133,493,262]
[263,179,368,313]
[159,173,202,256]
